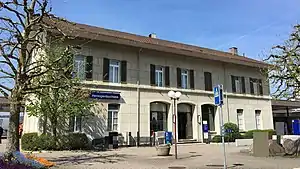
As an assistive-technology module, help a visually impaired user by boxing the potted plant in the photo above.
[156,143,171,156]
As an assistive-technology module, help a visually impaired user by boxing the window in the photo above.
[255,110,261,129]
[109,60,121,83]
[231,76,245,94]
[237,109,244,131]
[69,116,82,132]
[250,78,263,95]
[74,55,85,80]
[204,72,212,91]
[108,104,119,131]
[150,102,168,132]
[181,69,188,89]
[155,66,164,87]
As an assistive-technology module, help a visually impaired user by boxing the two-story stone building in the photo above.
[23,19,273,144]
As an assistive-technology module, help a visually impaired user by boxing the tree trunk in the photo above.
[6,97,21,152]
[42,113,47,135]
[51,117,58,144]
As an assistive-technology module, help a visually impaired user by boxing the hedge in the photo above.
[21,132,89,151]
[242,129,275,139]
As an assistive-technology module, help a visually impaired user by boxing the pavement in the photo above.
[1,139,300,169]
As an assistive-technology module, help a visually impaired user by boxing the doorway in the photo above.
[177,103,193,139]
[178,112,187,139]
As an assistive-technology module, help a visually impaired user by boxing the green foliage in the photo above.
[21,132,89,151]
[242,129,275,139]
[21,133,38,151]
[223,122,241,142]
[65,133,89,150]
[211,135,222,143]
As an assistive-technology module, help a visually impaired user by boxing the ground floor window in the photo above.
[255,110,261,129]
[201,104,215,131]
[108,104,119,131]
[237,109,244,131]
[69,115,82,132]
[150,102,168,132]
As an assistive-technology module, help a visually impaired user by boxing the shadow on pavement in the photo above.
[48,153,133,166]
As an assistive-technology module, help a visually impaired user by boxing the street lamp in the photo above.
[167,90,181,159]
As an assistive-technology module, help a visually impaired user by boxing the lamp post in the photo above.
[167,90,181,159]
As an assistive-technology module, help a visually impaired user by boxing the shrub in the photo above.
[243,129,275,139]
[223,122,241,142]
[211,135,222,143]
[64,132,89,150]
[21,133,38,151]
[36,134,56,150]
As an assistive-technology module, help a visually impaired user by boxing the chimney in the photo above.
[229,47,238,55]
[149,33,157,38]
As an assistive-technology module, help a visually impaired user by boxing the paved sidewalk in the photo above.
[1,140,300,169]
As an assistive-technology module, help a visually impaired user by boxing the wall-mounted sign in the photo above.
[90,91,121,100]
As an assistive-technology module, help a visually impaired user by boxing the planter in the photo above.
[156,144,171,156]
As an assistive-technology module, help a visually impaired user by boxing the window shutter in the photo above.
[165,66,170,87]
[205,72,212,91]
[69,117,75,132]
[250,78,254,94]
[150,64,155,85]
[258,79,263,95]
[85,56,93,80]
[121,60,127,83]
[177,68,182,88]
[241,77,246,94]
[190,69,195,89]
[231,75,236,93]
[103,58,109,82]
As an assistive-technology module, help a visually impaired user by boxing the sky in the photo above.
[50,0,300,61]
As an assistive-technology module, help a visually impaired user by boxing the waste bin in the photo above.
[109,132,119,149]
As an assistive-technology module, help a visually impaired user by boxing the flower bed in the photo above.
[0,151,55,169]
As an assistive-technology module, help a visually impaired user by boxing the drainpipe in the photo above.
[223,63,230,122]
[137,48,142,147]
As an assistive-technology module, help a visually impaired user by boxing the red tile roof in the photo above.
[46,18,268,68]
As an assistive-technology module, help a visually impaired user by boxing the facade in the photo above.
[23,19,274,144]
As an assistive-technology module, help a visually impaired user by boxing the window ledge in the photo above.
[81,81,272,100]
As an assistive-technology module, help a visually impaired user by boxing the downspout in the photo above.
[137,48,142,147]
[223,63,230,122]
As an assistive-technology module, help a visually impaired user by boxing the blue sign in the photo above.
[203,123,209,133]
[90,91,121,100]
[214,85,224,106]
[165,131,173,145]
[292,120,300,135]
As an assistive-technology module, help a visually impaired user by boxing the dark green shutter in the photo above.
[177,68,182,88]
[241,77,246,94]
[69,116,75,132]
[103,58,109,82]
[189,69,194,89]
[150,64,155,85]
[250,78,254,94]
[121,60,127,83]
[165,66,170,87]
[85,56,93,80]
[205,72,212,91]
[231,75,236,93]
[259,79,263,95]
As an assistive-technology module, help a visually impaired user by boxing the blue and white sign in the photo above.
[90,91,121,100]
[214,85,224,106]
[203,121,209,139]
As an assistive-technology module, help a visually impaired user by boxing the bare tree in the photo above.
[0,0,71,151]
[265,24,300,100]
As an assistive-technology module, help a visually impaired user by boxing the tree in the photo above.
[26,44,94,143]
[265,24,300,100]
[0,0,72,151]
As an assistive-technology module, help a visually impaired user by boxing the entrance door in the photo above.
[178,112,187,139]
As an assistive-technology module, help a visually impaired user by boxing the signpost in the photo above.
[214,84,227,169]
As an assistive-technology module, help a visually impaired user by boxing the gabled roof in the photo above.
[45,18,269,68]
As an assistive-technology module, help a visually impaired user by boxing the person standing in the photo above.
[0,126,3,144]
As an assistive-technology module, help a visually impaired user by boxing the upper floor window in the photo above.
[177,68,194,89]
[250,78,263,95]
[103,58,127,83]
[231,76,245,94]
[109,60,120,83]
[150,64,170,87]
[73,55,93,80]
[204,72,212,91]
